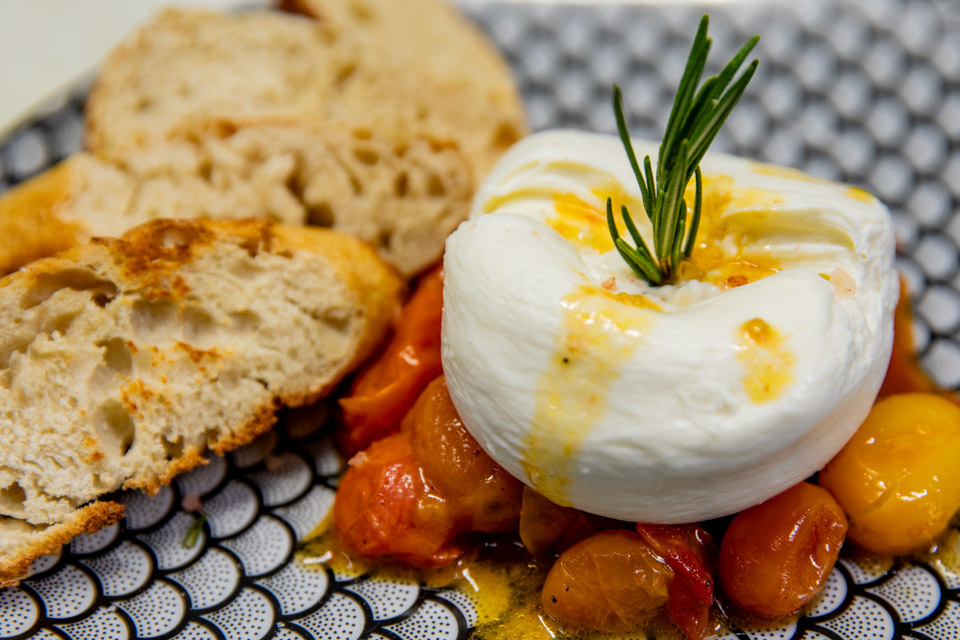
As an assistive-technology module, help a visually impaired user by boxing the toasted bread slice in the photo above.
[0,218,403,586]
[84,7,526,185]
[0,503,125,588]
[0,121,471,277]
[280,0,527,181]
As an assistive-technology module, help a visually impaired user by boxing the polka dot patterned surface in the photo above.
[434,590,479,628]
[115,486,175,532]
[24,552,60,578]
[293,592,365,640]
[230,432,278,470]
[114,580,187,638]
[0,587,40,635]
[273,628,312,640]
[204,480,260,539]
[304,438,345,478]
[841,556,894,586]
[176,456,229,499]
[343,576,420,621]
[1,1,960,639]
[77,541,153,598]
[167,548,241,611]
[806,567,849,619]
[219,515,293,577]
[69,523,120,556]
[53,606,130,640]
[866,565,943,623]
[254,561,329,617]
[27,565,97,620]
[272,485,336,540]
[136,511,207,571]
[912,600,960,640]
[246,453,314,508]
[819,596,897,640]
[201,588,275,640]
[382,599,461,640]
[170,621,220,640]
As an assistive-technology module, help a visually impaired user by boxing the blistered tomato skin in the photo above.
[404,376,523,532]
[820,393,960,555]
[333,432,463,567]
[519,486,620,555]
[718,482,847,618]
[636,524,716,640]
[542,529,673,633]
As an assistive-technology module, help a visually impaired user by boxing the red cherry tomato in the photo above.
[718,482,847,618]
[333,432,463,567]
[404,376,523,532]
[339,266,443,454]
[519,486,620,555]
[636,523,716,640]
[542,529,672,632]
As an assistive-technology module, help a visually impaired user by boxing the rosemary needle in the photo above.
[182,512,208,548]
[607,15,759,285]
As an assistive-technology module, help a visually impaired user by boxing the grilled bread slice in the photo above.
[0,121,471,277]
[84,7,526,185]
[0,218,403,585]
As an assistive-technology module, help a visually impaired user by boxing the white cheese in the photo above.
[441,130,897,523]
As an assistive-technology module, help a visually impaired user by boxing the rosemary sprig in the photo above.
[608,15,759,285]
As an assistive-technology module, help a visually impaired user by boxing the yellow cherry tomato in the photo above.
[820,393,960,555]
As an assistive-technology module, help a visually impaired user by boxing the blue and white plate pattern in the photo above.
[2,0,960,638]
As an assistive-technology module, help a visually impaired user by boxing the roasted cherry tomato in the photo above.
[404,376,523,532]
[718,482,847,618]
[339,266,443,453]
[519,487,620,555]
[820,393,960,555]
[542,529,672,632]
[333,432,462,567]
[636,524,716,640]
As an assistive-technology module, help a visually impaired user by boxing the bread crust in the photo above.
[0,502,125,588]
[0,162,82,276]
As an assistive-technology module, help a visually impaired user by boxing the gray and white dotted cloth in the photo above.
[1,2,960,638]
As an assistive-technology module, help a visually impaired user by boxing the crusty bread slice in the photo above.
[84,7,527,185]
[0,121,471,277]
[280,0,527,181]
[0,503,125,588]
[0,218,403,586]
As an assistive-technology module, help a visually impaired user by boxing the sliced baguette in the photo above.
[0,121,471,277]
[84,7,527,185]
[0,218,403,585]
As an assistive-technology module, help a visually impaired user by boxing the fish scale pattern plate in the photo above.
[1,0,960,638]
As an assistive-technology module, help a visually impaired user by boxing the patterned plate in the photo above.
[2,0,960,638]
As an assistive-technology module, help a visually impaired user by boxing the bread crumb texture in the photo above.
[86,4,527,184]
[0,218,402,584]
[0,123,472,277]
